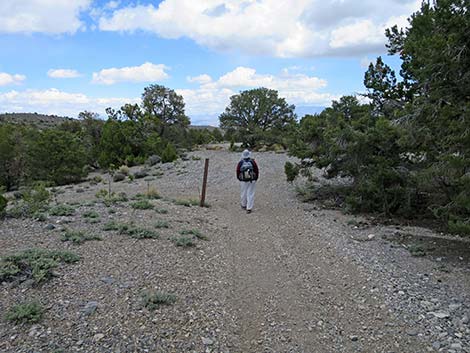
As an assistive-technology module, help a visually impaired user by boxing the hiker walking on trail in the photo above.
[236,149,259,214]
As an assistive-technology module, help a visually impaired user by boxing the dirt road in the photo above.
[200,150,424,352]
[1,147,469,352]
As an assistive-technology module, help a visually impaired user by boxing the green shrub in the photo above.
[6,184,51,218]
[5,301,44,324]
[82,210,100,219]
[0,194,7,216]
[91,175,103,184]
[0,248,79,283]
[61,229,102,244]
[49,204,75,216]
[131,199,154,210]
[95,189,109,199]
[173,236,195,247]
[106,222,159,239]
[96,190,128,206]
[32,212,48,222]
[25,183,51,206]
[408,244,426,257]
[161,143,178,163]
[6,203,29,218]
[295,183,349,207]
[108,192,128,204]
[180,229,207,240]
[284,161,299,182]
[118,165,130,175]
[174,198,199,207]
[86,218,101,224]
[270,143,285,153]
[141,290,176,310]
[155,220,169,229]
[135,156,146,165]
[124,226,159,239]
[28,129,87,185]
[284,1,470,232]
[102,220,122,231]
[132,193,145,200]
[448,219,470,236]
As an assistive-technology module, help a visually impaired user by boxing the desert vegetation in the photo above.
[283,1,470,235]
[1,1,469,351]
[0,86,224,193]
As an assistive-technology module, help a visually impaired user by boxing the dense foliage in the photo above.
[0,124,87,189]
[0,85,223,191]
[0,194,7,216]
[219,87,296,148]
[288,0,470,234]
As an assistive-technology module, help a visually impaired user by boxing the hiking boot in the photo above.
[241,205,247,210]
[246,209,252,214]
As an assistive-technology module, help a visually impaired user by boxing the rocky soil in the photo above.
[1,146,469,352]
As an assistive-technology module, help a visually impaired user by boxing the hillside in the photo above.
[188,125,220,131]
[0,113,73,128]
[0,112,220,130]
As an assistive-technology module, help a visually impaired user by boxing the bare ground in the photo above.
[1,146,469,352]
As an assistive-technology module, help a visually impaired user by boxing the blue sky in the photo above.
[0,0,419,126]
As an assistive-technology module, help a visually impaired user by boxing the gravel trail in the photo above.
[202,150,424,352]
[1,147,469,352]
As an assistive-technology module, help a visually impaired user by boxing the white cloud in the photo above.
[0,67,338,123]
[384,14,411,33]
[98,0,421,57]
[216,66,327,91]
[187,74,212,84]
[0,88,138,118]
[217,67,270,87]
[92,62,170,85]
[177,87,235,117]
[0,72,26,86]
[177,66,337,116]
[47,69,81,79]
[330,20,383,49]
[0,0,91,34]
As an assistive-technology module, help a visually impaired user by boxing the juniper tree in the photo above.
[219,88,296,148]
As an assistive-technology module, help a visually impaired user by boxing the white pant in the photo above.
[240,181,256,210]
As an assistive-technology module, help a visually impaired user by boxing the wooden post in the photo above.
[200,158,209,207]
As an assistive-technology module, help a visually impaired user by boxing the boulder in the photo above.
[147,155,161,166]
[133,169,149,179]
[113,173,126,182]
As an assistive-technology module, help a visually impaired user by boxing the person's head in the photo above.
[242,149,251,159]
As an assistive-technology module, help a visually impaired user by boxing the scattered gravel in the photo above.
[1,145,469,352]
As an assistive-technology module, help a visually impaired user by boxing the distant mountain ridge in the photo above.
[0,112,220,130]
[1,108,326,130]
[0,112,73,128]
[188,125,219,131]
